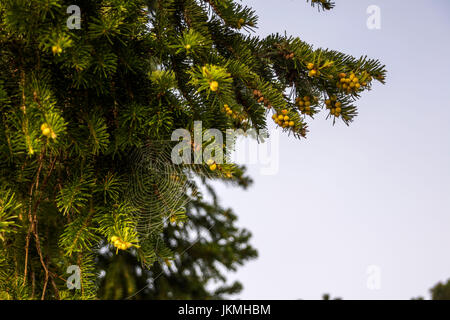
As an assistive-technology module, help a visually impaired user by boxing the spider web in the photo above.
[125,141,209,237]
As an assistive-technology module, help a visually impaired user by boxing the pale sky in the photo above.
[210,0,450,300]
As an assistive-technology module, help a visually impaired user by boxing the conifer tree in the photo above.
[0,0,386,299]
[98,178,257,299]
[429,279,450,300]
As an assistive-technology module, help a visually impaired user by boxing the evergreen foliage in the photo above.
[430,279,450,300]
[0,0,385,299]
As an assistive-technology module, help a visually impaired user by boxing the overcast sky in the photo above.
[210,0,450,300]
